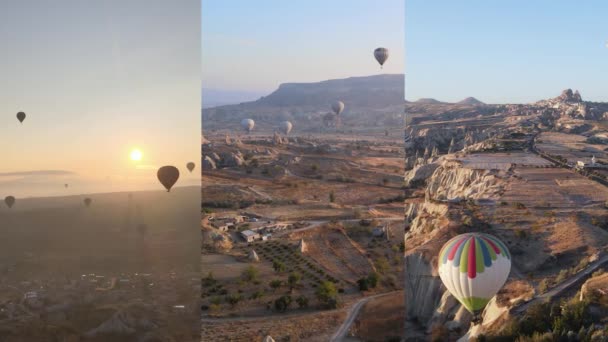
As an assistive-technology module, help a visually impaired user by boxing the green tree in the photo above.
[225,294,242,308]
[296,295,309,309]
[375,257,390,274]
[274,295,292,312]
[242,265,259,282]
[357,277,369,291]
[367,272,379,288]
[269,279,283,292]
[316,281,338,308]
[272,260,286,273]
[288,272,301,290]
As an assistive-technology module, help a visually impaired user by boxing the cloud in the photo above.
[0,170,75,177]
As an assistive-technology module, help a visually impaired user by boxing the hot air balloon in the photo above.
[84,198,92,207]
[241,118,255,133]
[438,233,511,323]
[186,162,195,173]
[64,184,69,188]
[157,165,179,192]
[280,121,293,135]
[16,112,26,123]
[331,101,344,116]
[4,196,15,208]
[373,47,389,69]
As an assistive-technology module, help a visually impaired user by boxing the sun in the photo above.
[130,149,142,161]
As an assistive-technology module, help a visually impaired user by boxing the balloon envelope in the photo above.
[157,165,180,192]
[4,196,15,208]
[438,233,511,314]
[280,121,293,134]
[331,101,344,116]
[84,198,92,207]
[241,118,255,133]
[186,162,195,172]
[16,112,26,123]
[374,47,389,67]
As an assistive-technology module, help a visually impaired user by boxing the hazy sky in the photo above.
[0,0,200,198]
[406,1,608,104]
[202,0,405,97]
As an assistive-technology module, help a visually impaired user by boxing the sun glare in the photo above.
[130,149,142,161]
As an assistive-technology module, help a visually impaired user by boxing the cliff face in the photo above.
[403,158,508,339]
[425,160,503,203]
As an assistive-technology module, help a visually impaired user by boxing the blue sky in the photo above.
[406,1,608,103]
[202,0,404,96]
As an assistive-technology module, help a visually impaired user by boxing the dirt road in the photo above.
[330,291,400,342]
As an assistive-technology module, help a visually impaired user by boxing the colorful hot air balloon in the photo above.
[16,112,26,123]
[157,165,179,192]
[4,196,15,208]
[241,118,255,133]
[374,47,389,69]
[84,198,92,207]
[186,162,195,173]
[280,121,293,135]
[438,233,511,322]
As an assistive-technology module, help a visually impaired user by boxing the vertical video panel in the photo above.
[202,1,405,340]
[0,1,201,341]
[404,1,608,341]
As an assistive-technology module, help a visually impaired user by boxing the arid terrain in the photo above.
[201,75,406,341]
[0,187,201,342]
[202,76,608,341]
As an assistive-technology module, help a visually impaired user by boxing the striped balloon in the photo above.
[438,233,511,314]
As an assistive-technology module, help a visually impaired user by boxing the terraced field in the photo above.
[290,225,375,285]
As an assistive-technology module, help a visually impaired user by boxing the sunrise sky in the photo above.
[0,0,200,197]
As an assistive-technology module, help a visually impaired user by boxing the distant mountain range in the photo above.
[203,74,405,111]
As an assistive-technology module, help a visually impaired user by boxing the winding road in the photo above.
[513,254,608,314]
[330,291,400,342]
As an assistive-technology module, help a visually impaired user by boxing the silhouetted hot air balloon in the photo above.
[4,196,15,208]
[241,118,255,133]
[186,162,195,173]
[84,198,92,207]
[438,233,511,324]
[16,112,26,123]
[64,184,69,188]
[157,165,179,192]
[374,47,389,69]
[280,121,293,135]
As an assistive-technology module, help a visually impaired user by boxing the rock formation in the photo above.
[248,249,260,262]
[202,156,216,170]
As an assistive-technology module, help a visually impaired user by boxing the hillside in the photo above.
[202,74,406,132]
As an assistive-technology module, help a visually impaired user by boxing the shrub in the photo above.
[296,295,309,309]
[242,265,259,282]
[288,272,302,290]
[274,295,292,312]
[375,257,390,274]
[269,279,283,292]
[538,279,550,294]
[367,272,379,288]
[316,281,338,308]
[225,294,243,308]
[357,277,369,291]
